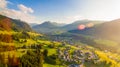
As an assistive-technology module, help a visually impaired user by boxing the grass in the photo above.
[14,39,38,47]
[95,50,120,67]
[27,32,43,36]
[47,48,57,56]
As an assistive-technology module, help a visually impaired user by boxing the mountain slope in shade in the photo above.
[69,19,120,43]
[0,15,32,32]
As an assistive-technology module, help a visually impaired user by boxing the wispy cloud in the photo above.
[18,4,34,13]
[0,0,40,23]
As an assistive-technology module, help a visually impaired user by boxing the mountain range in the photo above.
[32,21,66,34]
[1,14,120,43]
[32,20,103,34]
[32,18,120,43]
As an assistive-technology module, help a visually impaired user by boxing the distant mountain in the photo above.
[29,23,38,27]
[33,21,58,28]
[51,22,66,27]
[62,20,103,31]
[32,21,65,34]
[33,21,66,28]
[32,20,103,34]
[0,15,32,32]
[69,19,120,43]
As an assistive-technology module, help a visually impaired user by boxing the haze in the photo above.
[0,0,120,24]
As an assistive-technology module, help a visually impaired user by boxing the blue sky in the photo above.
[8,0,84,15]
[0,0,120,24]
[7,0,85,23]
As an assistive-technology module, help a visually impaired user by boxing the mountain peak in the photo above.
[42,21,52,24]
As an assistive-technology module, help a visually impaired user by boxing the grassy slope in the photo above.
[1,31,120,67]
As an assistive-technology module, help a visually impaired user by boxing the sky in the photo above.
[0,0,120,24]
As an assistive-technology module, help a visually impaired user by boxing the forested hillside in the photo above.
[0,15,32,32]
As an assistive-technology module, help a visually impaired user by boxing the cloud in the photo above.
[18,4,34,13]
[1,9,36,23]
[0,0,7,9]
[0,0,39,23]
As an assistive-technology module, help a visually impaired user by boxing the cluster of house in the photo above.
[68,64,84,67]
[57,46,99,67]
[52,36,76,45]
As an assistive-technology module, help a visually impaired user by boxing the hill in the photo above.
[0,15,32,32]
[69,19,120,43]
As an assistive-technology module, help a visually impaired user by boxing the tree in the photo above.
[0,54,6,67]
[20,49,43,67]
[21,31,30,39]
[43,49,48,57]
[36,49,43,67]
[8,54,20,67]
[0,34,13,43]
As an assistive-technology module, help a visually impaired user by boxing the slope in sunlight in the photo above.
[0,15,32,32]
[69,19,120,43]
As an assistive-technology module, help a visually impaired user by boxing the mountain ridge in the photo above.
[32,20,103,34]
[0,15,33,32]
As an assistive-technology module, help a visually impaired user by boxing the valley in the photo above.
[0,14,120,67]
